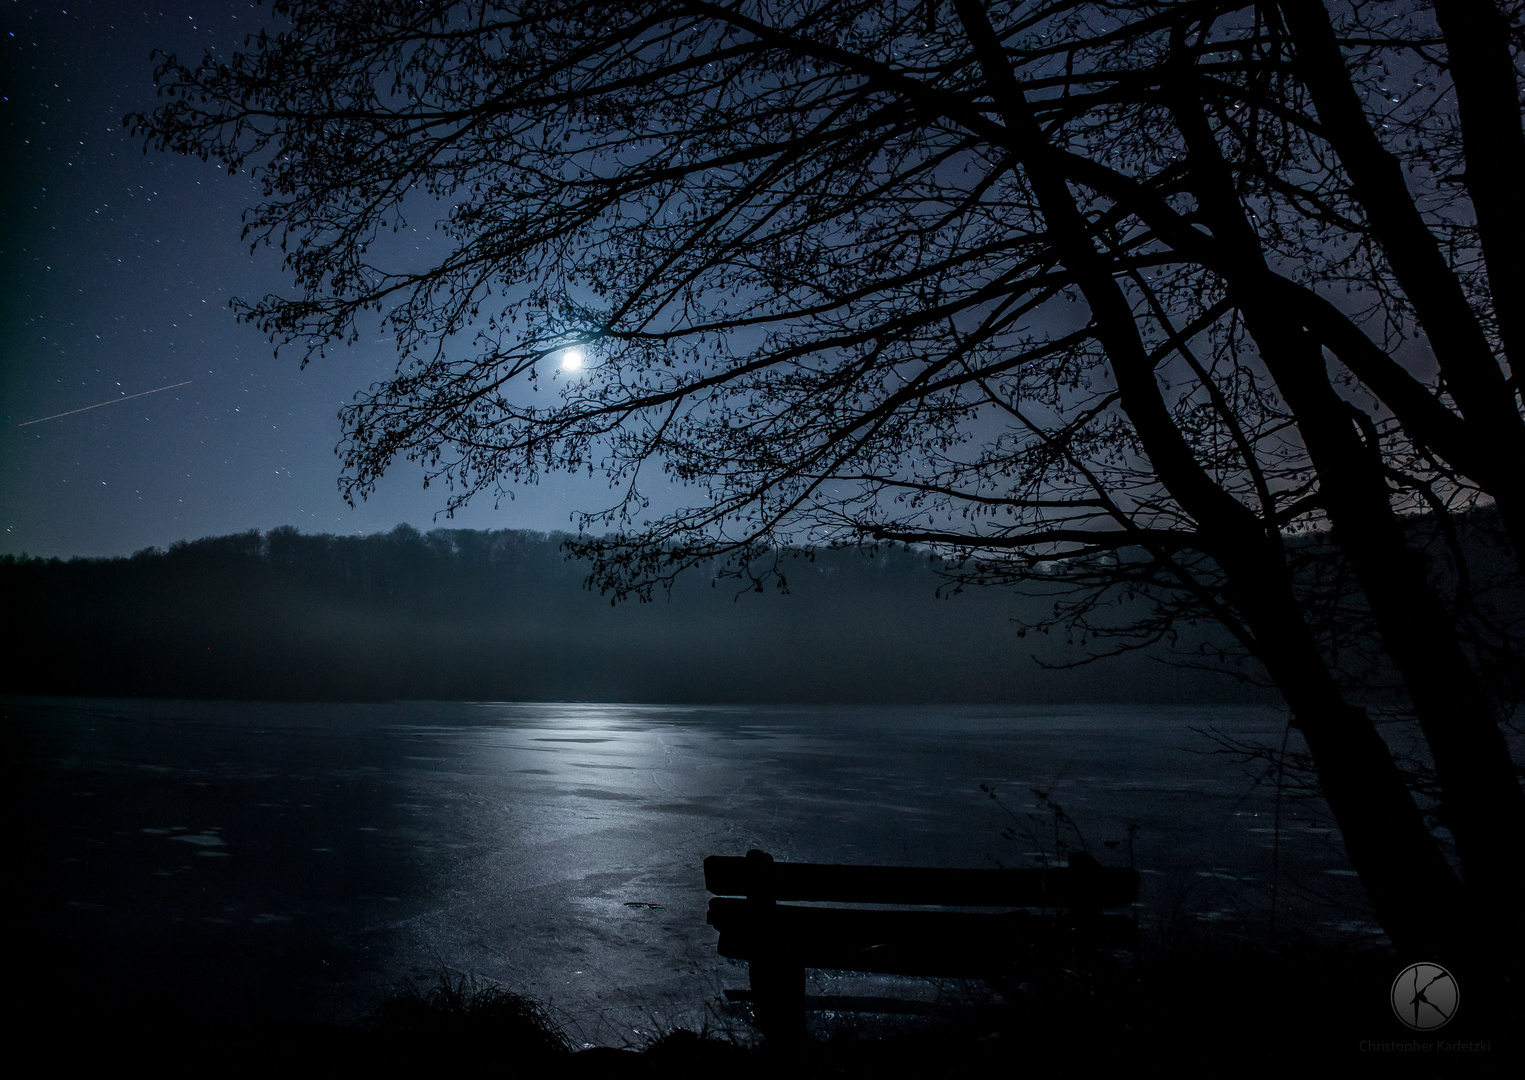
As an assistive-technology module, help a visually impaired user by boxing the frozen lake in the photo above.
[9,697,1374,1044]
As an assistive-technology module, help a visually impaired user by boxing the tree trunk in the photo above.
[1231,567,1469,961]
[1432,0,1525,374]
[1238,283,1525,950]
[952,0,1477,960]
[1279,0,1525,568]
[1164,45,1525,956]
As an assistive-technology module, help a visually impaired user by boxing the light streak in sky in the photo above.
[18,381,193,427]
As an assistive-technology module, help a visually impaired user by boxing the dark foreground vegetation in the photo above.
[23,943,1519,1076]
[2,525,1261,704]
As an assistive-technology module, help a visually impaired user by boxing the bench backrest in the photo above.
[704,849,1138,908]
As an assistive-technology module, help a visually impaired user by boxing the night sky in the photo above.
[2,1,616,559]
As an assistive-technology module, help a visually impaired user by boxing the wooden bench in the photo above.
[704,848,1139,1042]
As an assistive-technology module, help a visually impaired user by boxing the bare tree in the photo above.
[134,0,1523,963]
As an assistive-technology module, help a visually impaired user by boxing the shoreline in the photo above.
[17,940,1519,1075]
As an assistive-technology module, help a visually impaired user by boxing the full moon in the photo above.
[561,348,585,371]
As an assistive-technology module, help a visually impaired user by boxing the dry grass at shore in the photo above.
[310,945,1521,1076]
[20,943,1519,1076]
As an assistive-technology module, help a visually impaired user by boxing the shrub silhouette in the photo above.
[367,972,573,1061]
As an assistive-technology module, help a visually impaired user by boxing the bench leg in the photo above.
[750,958,806,1046]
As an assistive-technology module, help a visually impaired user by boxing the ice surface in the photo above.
[8,697,1371,1043]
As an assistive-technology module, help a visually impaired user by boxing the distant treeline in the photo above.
[1,525,1268,703]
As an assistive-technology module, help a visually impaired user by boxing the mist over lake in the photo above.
[11,696,1371,1045]
[1,527,1272,705]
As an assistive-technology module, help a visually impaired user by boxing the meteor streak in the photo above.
[18,381,193,427]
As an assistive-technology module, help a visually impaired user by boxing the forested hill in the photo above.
[2,525,1264,704]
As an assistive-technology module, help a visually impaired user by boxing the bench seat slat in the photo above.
[708,897,1138,969]
[703,855,1139,908]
